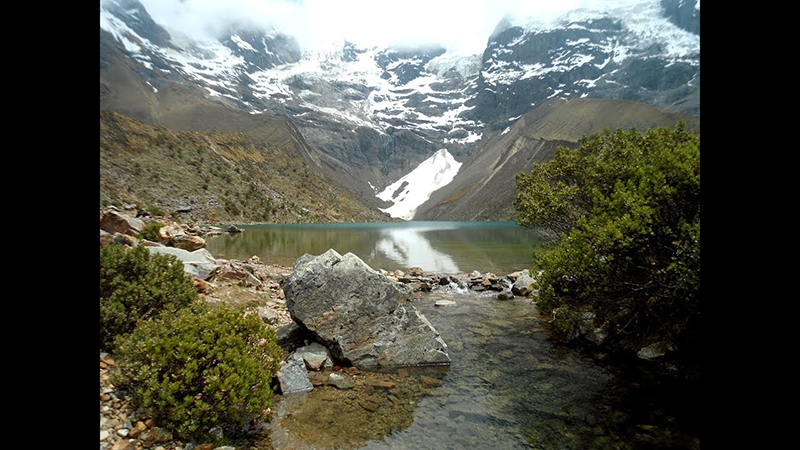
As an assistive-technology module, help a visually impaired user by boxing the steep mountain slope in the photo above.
[100,110,390,224]
[415,97,700,221]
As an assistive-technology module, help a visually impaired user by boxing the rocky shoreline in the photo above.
[99,207,539,449]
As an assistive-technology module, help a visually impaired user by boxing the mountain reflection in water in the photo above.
[374,225,460,273]
[206,222,543,275]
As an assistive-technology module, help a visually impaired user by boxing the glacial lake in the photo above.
[206,221,701,449]
[206,221,546,275]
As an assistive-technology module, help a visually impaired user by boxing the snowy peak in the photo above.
[469,0,700,127]
[376,149,462,221]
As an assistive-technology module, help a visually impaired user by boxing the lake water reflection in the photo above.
[206,221,545,275]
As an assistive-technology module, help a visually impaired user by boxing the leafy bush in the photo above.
[113,303,283,441]
[100,244,197,350]
[515,123,700,360]
[139,222,164,241]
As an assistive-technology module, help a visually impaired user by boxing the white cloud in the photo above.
[135,0,662,53]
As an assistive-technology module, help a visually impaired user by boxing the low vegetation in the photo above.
[100,243,283,443]
[99,110,388,224]
[515,122,700,373]
[113,302,282,442]
[100,244,197,351]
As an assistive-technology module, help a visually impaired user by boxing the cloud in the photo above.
[135,0,651,53]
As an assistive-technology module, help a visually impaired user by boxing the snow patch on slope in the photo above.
[376,149,462,220]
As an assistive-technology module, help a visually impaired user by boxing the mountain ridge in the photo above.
[100,0,700,222]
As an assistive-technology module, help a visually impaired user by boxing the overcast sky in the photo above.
[135,0,653,54]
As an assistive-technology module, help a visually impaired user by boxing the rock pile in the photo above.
[378,267,538,301]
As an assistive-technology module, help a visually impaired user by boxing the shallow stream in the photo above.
[207,222,700,449]
[264,288,700,449]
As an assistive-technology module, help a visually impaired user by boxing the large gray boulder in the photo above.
[281,249,450,369]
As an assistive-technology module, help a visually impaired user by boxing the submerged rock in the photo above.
[497,290,515,300]
[277,354,314,394]
[435,300,457,307]
[281,249,450,369]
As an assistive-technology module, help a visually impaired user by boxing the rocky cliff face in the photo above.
[467,0,700,131]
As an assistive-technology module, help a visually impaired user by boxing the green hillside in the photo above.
[99,110,389,224]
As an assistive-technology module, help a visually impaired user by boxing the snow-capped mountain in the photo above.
[100,0,699,220]
[467,0,700,129]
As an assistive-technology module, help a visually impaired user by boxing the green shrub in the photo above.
[100,244,197,351]
[515,123,700,362]
[113,303,283,441]
[139,222,164,241]
[149,205,165,217]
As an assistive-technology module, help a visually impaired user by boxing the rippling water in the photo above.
[266,289,700,450]
[207,222,700,449]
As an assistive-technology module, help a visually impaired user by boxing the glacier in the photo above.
[376,149,462,221]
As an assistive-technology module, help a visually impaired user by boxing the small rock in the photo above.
[434,300,456,307]
[256,306,281,325]
[141,427,173,445]
[512,270,536,296]
[366,379,396,390]
[276,354,314,394]
[193,277,213,294]
[100,355,116,367]
[497,291,515,300]
[295,342,333,371]
[419,375,441,388]
[100,430,110,441]
[127,422,147,439]
[111,441,135,450]
[637,341,671,360]
[328,373,355,390]
[359,398,380,412]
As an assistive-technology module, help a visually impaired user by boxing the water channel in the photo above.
[206,222,701,449]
